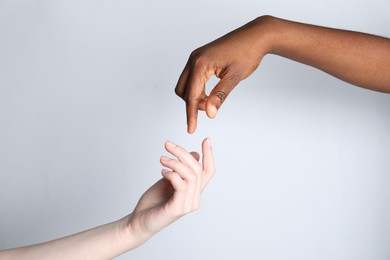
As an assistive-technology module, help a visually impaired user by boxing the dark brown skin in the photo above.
[175,15,390,134]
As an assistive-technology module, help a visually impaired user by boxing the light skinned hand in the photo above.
[0,138,215,259]
[127,138,215,244]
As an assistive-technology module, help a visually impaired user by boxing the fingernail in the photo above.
[161,169,170,174]
[160,156,170,161]
[205,137,212,147]
[165,140,176,148]
[209,106,217,118]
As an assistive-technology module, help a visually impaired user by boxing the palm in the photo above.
[129,179,177,237]
[135,178,174,214]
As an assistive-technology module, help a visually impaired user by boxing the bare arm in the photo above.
[270,16,390,92]
[0,219,136,260]
[0,139,215,260]
[175,15,390,133]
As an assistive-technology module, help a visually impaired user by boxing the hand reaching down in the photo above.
[176,15,390,134]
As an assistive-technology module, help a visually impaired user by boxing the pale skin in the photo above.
[0,138,215,260]
[175,15,390,134]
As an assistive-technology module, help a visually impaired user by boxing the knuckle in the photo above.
[190,51,209,70]
[192,164,203,174]
[177,182,188,192]
[225,71,241,84]
[192,55,206,68]
[174,87,184,97]
[214,90,227,103]
[186,172,198,182]
[189,48,201,60]
[192,202,200,212]
[185,95,200,103]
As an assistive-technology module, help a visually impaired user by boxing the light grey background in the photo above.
[1,1,389,259]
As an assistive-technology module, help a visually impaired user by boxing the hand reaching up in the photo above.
[127,138,215,244]
[0,138,215,259]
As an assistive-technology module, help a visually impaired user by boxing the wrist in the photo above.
[122,214,152,249]
[252,15,287,56]
[251,15,279,55]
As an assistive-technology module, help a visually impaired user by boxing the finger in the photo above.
[161,169,186,192]
[201,137,215,190]
[162,169,198,216]
[206,69,241,119]
[165,141,201,172]
[186,101,199,134]
[175,61,191,99]
[185,64,209,134]
[190,151,200,162]
[161,158,198,210]
[160,156,196,181]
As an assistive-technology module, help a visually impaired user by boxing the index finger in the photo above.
[175,59,200,134]
[175,61,191,99]
[185,66,210,134]
[186,100,199,134]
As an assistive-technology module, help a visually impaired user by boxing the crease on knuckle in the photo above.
[185,95,201,103]
[214,90,227,103]
[189,48,201,60]
[225,71,241,85]
[192,55,206,68]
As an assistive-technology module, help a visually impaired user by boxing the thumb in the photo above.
[206,72,240,118]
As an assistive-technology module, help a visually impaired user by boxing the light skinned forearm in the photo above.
[259,15,390,93]
[0,216,143,260]
[0,139,215,258]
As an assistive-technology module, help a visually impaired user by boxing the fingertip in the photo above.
[187,126,194,134]
[161,169,171,175]
[165,140,176,149]
[202,137,212,150]
[206,137,212,146]
[160,156,169,166]
[202,137,215,177]
[187,121,197,134]
[186,104,198,134]
[206,94,223,119]
[206,105,218,119]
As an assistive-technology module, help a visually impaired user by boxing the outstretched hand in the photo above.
[127,138,215,244]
